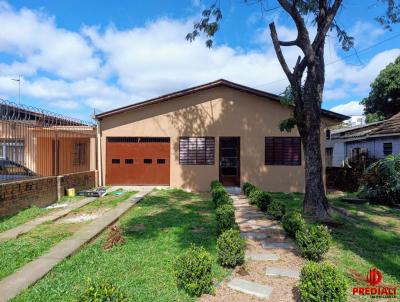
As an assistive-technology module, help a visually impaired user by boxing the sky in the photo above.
[0,0,399,122]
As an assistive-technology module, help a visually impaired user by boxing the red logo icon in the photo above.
[366,268,382,286]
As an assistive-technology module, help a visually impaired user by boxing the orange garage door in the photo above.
[106,137,170,185]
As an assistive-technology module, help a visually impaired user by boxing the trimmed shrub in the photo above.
[215,203,236,234]
[249,189,270,209]
[295,225,331,261]
[267,199,286,220]
[211,187,231,208]
[210,180,223,192]
[242,182,256,197]
[217,229,246,268]
[298,262,348,302]
[174,245,213,297]
[282,211,306,237]
[78,279,128,302]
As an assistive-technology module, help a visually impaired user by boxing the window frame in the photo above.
[265,136,302,166]
[383,142,393,156]
[179,137,215,165]
[73,142,87,166]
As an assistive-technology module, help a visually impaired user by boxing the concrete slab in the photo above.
[266,267,300,279]
[0,196,97,242]
[0,188,152,302]
[250,225,283,231]
[228,278,272,299]
[245,252,280,261]
[261,241,295,250]
[241,232,269,240]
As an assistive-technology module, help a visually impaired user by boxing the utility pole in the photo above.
[11,75,21,104]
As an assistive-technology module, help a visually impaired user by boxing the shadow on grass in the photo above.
[120,189,216,251]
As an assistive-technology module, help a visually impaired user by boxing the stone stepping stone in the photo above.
[250,225,283,231]
[246,252,279,261]
[266,267,300,279]
[228,278,272,299]
[241,232,269,240]
[261,241,295,250]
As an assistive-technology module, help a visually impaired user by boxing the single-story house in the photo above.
[95,79,347,192]
[325,112,400,167]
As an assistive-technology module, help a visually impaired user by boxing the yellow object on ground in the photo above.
[66,188,75,197]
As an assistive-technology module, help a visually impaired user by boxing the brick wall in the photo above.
[0,170,97,217]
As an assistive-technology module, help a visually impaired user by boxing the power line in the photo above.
[254,32,400,90]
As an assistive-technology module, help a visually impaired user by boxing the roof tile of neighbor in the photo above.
[95,79,349,121]
[370,112,400,136]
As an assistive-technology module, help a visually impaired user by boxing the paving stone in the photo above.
[250,224,283,230]
[228,278,272,299]
[241,231,269,240]
[266,267,300,279]
[261,241,295,249]
[245,252,280,261]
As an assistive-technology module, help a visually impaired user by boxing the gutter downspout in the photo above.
[96,118,103,187]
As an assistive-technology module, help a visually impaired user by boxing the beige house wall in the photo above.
[99,86,335,192]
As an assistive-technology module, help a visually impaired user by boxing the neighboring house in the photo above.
[95,79,347,192]
[344,115,366,127]
[325,112,400,167]
[0,102,97,177]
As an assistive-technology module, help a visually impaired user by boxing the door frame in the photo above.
[219,136,240,187]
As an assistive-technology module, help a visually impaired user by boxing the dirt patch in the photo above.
[192,227,206,233]
[56,208,108,224]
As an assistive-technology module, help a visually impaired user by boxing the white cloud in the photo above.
[330,101,364,116]
[0,2,398,118]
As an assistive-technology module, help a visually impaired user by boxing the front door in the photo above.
[219,137,240,187]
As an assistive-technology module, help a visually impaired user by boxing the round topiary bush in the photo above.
[210,180,223,192]
[174,244,213,297]
[211,187,230,208]
[242,182,256,197]
[298,262,348,302]
[248,189,270,209]
[282,211,306,237]
[295,225,331,261]
[267,199,286,220]
[79,279,128,302]
[215,203,236,234]
[217,229,246,268]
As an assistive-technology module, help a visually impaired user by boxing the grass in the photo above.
[71,190,136,213]
[0,222,77,279]
[0,195,85,233]
[271,192,400,301]
[13,189,228,302]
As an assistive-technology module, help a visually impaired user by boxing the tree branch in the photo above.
[279,40,299,46]
[269,22,293,83]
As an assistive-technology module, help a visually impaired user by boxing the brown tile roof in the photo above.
[370,112,400,136]
[95,79,349,121]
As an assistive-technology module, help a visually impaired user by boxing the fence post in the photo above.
[57,175,63,201]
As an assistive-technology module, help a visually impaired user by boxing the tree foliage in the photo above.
[361,56,400,120]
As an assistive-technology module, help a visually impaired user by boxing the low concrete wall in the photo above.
[0,170,97,217]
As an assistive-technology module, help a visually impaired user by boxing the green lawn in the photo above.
[13,189,228,302]
[0,222,76,279]
[0,196,85,233]
[271,192,400,301]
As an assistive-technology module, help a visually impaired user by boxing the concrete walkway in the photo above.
[0,197,97,242]
[201,193,303,302]
[0,188,152,302]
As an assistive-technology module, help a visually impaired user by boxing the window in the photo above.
[125,159,134,164]
[157,159,166,164]
[144,159,152,164]
[112,159,120,164]
[326,129,331,140]
[73,142,86,165]
[179,137,215,165]
[383,143,393,156]
[265,137,301,166]
[0,139,24,163]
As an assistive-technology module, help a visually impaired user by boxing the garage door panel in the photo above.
[106,138,170,185]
